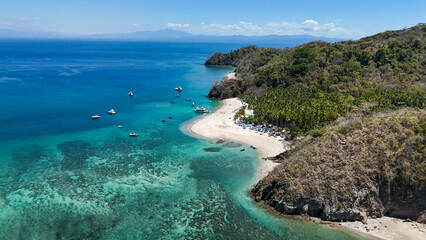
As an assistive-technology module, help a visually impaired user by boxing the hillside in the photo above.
[252,109,425,223]
[206,24,425,137]
[205,24,426,223]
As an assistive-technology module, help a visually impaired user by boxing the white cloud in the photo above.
[166,20,360,38]
[266,22,290,27]
[167,23,190,28]
[132,23,139,27]
[303,19,319,25]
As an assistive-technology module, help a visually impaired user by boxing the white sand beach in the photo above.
[340,216,426,240]
[189,98,289,182]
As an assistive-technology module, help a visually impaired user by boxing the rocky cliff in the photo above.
[251,109,426,223]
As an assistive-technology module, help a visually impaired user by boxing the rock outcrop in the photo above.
[251,109,426,223]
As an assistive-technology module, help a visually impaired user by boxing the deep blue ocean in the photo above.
[0,40,360,239]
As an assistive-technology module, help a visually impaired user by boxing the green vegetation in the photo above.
[207,23,426,137]
[242,87,424,136]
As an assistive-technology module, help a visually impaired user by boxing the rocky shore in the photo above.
[250,109,425,239]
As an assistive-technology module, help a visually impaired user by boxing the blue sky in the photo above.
[0,0,424,38]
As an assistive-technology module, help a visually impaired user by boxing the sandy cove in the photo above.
[189,98,288,182]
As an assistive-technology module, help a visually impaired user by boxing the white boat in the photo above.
[250,145,257,149]
[175,86,183,92]
[129,133,138,137]
[191,102,195,107]
[108,109,116,115]
[91,115,101,119]
[128,92,133,96]
[194,107,209,113]
[118,126,123,128]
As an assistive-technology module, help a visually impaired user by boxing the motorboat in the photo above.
[240,149,245,152]
[250,145,257,149]
[170,101,175,104]
[175,94,180,97]
[185,98,191,101]
[91,115,101,119]
[128,92,133,97]
[108,109,116,115]
[175,86,183,92]
[161,120,166,122]
[118,126,123,128]
[192,102,195,107]
[129,133,138,137]
[194,107,209,113]
[168,116,173,119]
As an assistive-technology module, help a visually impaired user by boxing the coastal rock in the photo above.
[251,109,425,223]
[417,211,426,224]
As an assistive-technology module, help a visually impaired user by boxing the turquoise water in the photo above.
[0,40,361,239]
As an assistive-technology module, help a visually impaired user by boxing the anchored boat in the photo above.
[194,107,209,113]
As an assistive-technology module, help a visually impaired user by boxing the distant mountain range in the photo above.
[0,28,345,44]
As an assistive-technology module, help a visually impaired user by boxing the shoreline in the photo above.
[184,97,288,182]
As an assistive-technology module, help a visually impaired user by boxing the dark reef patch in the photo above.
[203,148,221,152]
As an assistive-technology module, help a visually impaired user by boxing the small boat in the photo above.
[194,107,209,113]
[250,145,257,149]
[128,92,133,97]
[175,94,180,97]
[91,115,101,119]
[118,126,123,128]
[161,120,166,122]
[240,149,245,152]
[168,116,172,119]
[170,101,175,104]
[129,133,138,137]
[209,100,212,103]
[108,109,116,115]
[185,98,191,101]
[191,102,195,107]
[175,86,183,92]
